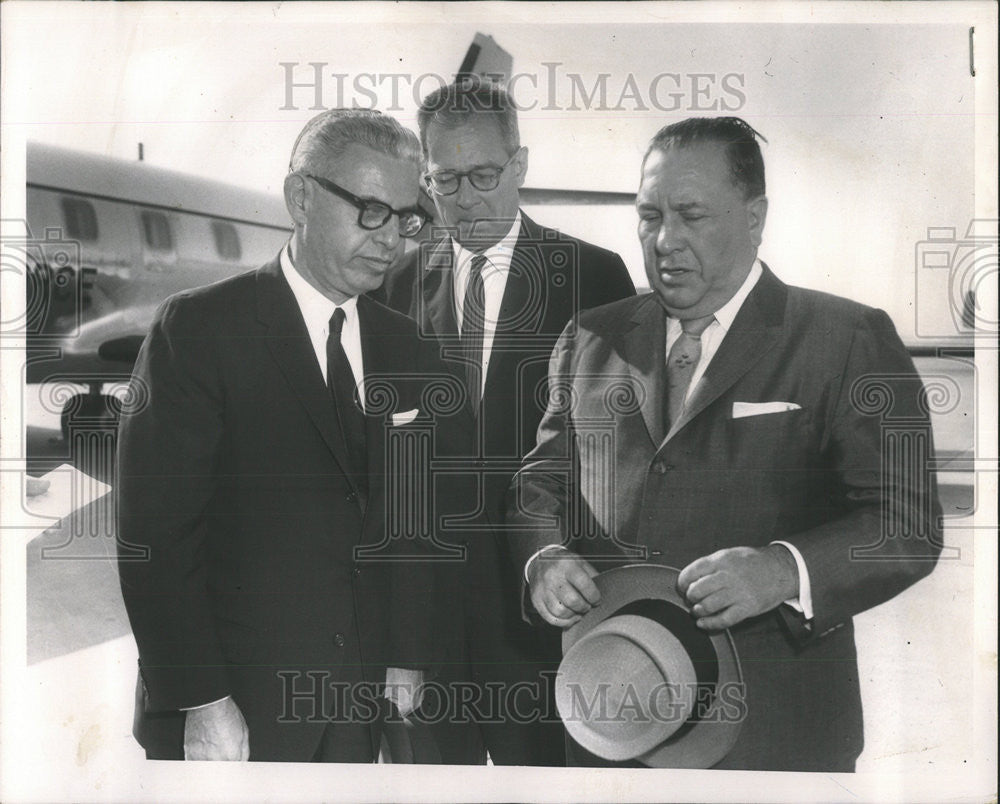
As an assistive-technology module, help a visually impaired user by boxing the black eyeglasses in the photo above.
[423,151,519,196]
[302,174,428,238]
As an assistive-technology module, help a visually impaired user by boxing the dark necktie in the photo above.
[664,315,715,432]
[327,307,368,495]
[460,254,487,413]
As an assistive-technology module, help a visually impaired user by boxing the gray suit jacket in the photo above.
[507,265,943,771]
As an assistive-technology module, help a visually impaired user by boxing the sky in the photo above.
[3,4,994,343]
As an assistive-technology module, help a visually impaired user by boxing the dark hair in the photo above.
[417,78,520,156]
[288,108,422,176]
[644,117,767,199]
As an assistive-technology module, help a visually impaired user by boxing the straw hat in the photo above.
[556,564,744,767]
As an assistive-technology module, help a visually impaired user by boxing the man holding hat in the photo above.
[507,116,943,771]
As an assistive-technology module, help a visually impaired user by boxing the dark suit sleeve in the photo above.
[382,334,478,670]
[377,251,418,317]
[505,321,581,601]
[579,249,635,311]
[117,296,231,711]
[783,307,943,640]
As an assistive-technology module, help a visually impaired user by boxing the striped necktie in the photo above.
[664,315,715,432]
[460,254,487,413]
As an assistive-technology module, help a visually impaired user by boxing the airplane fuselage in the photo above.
[24,143,292,385]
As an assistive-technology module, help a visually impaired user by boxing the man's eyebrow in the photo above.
[636,199,708,212]
[671,200,707,211]
[358,191,420,212]
[427,162,505,173]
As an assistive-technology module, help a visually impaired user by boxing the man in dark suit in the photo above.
[117,109,465,762]
[507,117,943,771]
[378,80,635,765]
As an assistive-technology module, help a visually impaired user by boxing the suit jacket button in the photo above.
[346,492,356,502]
[351,567,361,579]
[334,633,346,647]
[651,461,666,474]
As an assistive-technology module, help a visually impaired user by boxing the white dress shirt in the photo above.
[451,212,521,396]
[665,259,762,406]
[280,245,365,409]
[524,258,813,621]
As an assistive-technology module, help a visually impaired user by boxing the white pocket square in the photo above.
[732,401,801,419]
[391,409,420,426]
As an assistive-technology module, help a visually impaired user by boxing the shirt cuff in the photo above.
[179,695,231,712]
[523,544,565,582]
[770,540,814,621]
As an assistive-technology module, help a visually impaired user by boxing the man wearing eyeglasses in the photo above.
[378,80,636,766]
[118,109,466,762]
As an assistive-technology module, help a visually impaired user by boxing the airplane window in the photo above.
[141,211,174,252]
[60,197,99,241]
[211,220,242,261]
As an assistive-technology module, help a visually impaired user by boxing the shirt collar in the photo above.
[711,258,763,333]
[280,243,358,326]
[449,210,522,273]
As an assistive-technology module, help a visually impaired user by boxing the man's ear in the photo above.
[746,195,768,248]
[284,173,309,226]
[513,146,529,188]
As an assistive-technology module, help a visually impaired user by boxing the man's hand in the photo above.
[526,547,601,627]
[184,696,249,761]
[385,667,425,718]
[677,545,799,631]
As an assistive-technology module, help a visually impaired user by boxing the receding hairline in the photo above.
[416,81,520,156]
[642,136,730,166]
[313,142,421,177]
[641,139,763,200]
[422,113,512,152]
[288,110,422,176]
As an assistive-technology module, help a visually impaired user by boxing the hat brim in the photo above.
[561,564,744,768]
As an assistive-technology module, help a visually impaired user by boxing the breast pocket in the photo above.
[724,407,812,468]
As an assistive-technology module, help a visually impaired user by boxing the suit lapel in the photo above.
[666,266,788,441]
[255,259,364,505]
[357,296,397,515]
[417,240,475,413]
[485,218,537,399]
[419,240,459,338]
[493,215,539,335]
[621,296,668,448]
